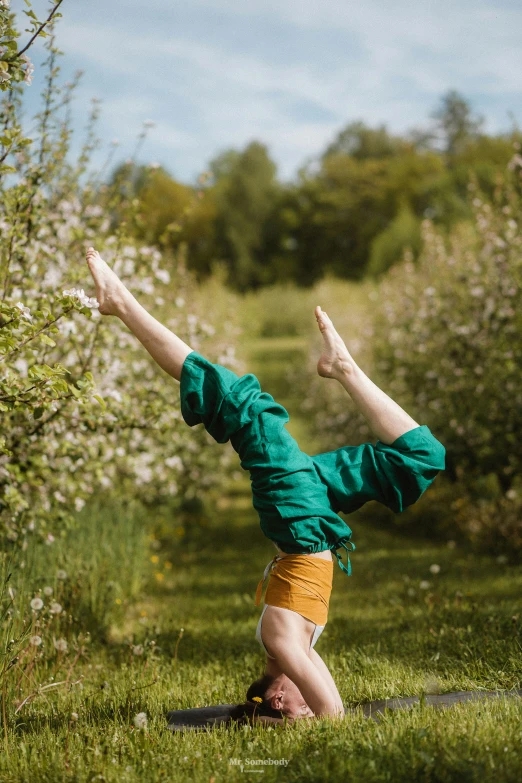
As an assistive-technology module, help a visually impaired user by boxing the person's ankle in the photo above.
[337,360,359,385]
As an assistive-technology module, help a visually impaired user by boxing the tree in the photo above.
[211,141,279,290]
[323,121,407,160]
[431,89,484,157]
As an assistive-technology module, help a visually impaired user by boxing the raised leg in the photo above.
[315,305,420,444]
[312,306,445,515]
[86,248,192,381]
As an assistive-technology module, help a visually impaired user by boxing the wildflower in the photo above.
[46,533,55,544]
[132,644,144,656]
[175,297,185,308]
[30,635,42,646]
[251,696,262,704]
[43,586,53,597]
[70,712,79,721]
[49,602,62,614]
[429,564,441,575]
[30,597,44,611]
[133,712,148,730]
[150,555,159,564]
[0,71,11,84]
[62,288,99,309]
[56,570,68,580]
[419,580,431,590]
[54,491,66,503]
[54,638,68,652]
[15,302,33,321]
[506,489,517,501]
[155,572,164,582]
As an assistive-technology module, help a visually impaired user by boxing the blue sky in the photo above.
[19,0,522,184]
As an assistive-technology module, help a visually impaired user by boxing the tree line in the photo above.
[119,90,520,290]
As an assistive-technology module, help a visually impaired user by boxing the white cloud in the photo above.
[46,1,522,180]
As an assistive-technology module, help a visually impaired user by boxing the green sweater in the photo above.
[180,352,446,574]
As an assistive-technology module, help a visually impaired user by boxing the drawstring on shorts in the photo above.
[334,539,356,576]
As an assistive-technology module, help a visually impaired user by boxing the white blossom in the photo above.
[15,302,33,321]
[62,288,99,309]
[20,54,34,85]
[74,497,86,512]
[155,268,170,285]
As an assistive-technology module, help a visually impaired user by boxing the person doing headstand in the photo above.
[85,247,445,724]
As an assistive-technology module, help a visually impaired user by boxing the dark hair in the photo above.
[246,674,274,702]
[228,674,284,725]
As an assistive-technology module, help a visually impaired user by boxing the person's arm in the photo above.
[272,643,344,718]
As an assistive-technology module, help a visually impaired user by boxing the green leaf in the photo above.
[93,395,106,409]
[33,407,44,420]
[39,334,56,347]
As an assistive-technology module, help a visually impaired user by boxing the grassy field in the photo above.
[3,336,522,782]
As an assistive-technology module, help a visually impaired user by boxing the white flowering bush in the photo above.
[0,6,240,724]
[374,156,522,490]
[0,15,238,548]
[302,152,522,552]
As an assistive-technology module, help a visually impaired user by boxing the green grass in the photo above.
[3,496,522,783]
[3,333,522,782]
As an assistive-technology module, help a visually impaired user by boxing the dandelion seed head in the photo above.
[30,635,42,647]
[30,597,44,611]
[133,712,148,729]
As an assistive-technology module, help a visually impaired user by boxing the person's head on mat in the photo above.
[247,672,314,720]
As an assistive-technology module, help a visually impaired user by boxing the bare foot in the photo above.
[315,306,356,380]
[86,247,128,316]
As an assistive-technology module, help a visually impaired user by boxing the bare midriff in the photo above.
[276,547,333,561]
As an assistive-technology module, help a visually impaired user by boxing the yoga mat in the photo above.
[166,689,522,731]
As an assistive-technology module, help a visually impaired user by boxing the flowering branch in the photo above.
[4,0,66,63]
[0,308,72,363]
